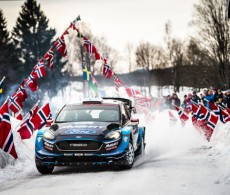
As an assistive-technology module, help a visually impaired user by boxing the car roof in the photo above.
[65,98,122,107]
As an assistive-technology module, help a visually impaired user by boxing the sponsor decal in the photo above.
[63,125,104,129]
[44,141,54,151]
[105,142,118,151]
[65,129,96,135]
[69,143,88,147]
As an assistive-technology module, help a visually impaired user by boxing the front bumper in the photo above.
[35,134,130,166]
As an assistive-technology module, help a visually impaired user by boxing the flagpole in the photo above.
[14,100,40,131]
[0,76,6,85]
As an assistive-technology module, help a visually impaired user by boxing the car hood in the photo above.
[52,122,119,136]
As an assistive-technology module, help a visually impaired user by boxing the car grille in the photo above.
[56,140,101,151]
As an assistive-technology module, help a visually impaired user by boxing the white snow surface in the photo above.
[0,86,230,194]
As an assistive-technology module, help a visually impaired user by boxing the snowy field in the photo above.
[0,84,230,195]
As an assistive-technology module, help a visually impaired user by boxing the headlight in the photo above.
[105,131,121,140]
[43,130,55,140]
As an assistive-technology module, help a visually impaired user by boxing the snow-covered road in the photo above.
[0,149,229,195]
[1,111,230,195]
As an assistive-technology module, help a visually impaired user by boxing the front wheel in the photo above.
[36,165,54,174]
[120,142,135,170]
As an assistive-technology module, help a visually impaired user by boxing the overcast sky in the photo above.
[1,0,199,52]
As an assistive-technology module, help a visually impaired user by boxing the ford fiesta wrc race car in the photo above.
[35,98,146,174]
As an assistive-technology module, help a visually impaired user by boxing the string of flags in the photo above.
[172,101,230,142]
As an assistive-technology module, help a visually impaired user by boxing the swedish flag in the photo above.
[82,64,91,81]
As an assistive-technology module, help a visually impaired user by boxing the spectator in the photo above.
[214,89,224,105]
[171,93,181,109]
[182,94,191,113]
[204,89,214,108]
[192,91,201,104]
[165,95,172,109]
[224,90,230,109]
[200,93,206,105]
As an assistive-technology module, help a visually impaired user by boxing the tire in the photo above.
[120,142,135,170]
[36,165,54,174]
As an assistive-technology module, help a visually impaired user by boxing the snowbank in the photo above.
[209,122,230,184]
[0,117,37,183]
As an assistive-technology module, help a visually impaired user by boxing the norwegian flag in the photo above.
[83,37,101,60]
[44,46,54,69]
[15,81,28,102]
[136,100,151,108]
[17,105,39,140]
[54,36,67,57]
[206,111,219,130]
[175,106,189,123]
[169,110,177,122]
[209,102,230,123]
[114,74,126,90]
[134,96,152,108]
[191,103,206,129]
[83,37,93,54]
[15,112,23,120]
[102,64,113,79]
[193,104,218,141]
[32,103,52,130]
[24,73,38,92]
[33,59,46,78]
[202,111,218,142]
[8,93,23,114]
[125,87,141,97]
[0,102,18,159]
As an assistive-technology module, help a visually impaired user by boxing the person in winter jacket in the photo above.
[171,93,181,109]
[214,89,224,105]
[224,90,230,109]
[191,91,201,104]
[204,89,214,109]
[182,94,191,113]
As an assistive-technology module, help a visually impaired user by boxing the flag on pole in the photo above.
[89,75,99,94]
[102,64,113,79]
[82,64,91,81]
[15,81,28,102]
[8,93,23,114]
[175,106,189,122]
[32,103,52,130]
[0,101,18,159]
[25,72,38,92]
[54,36,67,57]
[17,104,39,140]
[33,59,46,78]
[44,46,54,69]
[125,87,141,97]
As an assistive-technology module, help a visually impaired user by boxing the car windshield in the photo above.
[55,105,120,123]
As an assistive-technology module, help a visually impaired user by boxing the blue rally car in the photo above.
[35,98,146,174]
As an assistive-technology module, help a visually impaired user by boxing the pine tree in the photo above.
[11,0,69,102]
[12,0,56,76]
[0,9,19,88]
